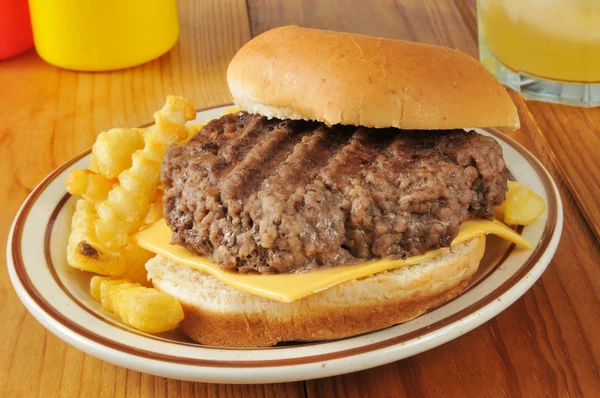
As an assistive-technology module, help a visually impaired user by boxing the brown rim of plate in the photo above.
[41,162,522,346]
[42,193,519,349]
[10,107,559,368]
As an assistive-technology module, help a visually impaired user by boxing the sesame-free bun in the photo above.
[146,236,485,348]
[227,26,519,130]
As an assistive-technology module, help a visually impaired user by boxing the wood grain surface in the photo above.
[1,0,598,397]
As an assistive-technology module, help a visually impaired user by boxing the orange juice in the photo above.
[479,0,600,83]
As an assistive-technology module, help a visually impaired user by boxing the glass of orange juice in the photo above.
[478,0,600,107]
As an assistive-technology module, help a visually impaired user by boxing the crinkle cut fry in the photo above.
[67,199,154,281]
[90,276,184,333]
[67,199,128,275]
[94,96,196,249]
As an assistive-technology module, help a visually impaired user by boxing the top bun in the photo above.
[227,26,519,130]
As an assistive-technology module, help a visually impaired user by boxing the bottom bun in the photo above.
[146,236,485,347]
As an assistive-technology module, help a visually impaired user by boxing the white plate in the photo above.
[7,105,563,384]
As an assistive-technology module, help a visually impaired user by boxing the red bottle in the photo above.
[0,0,34,60]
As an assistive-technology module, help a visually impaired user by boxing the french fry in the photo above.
[69,97,197,331]
[65,170,89,195]
[144,191,164,226]
[90,276,184,333]
[90,127,145,179]
[67,199,153,276]
[99,279,135,312]
[495,181,546,225]
[121,288,184,333]
[67,199,126,275]
[66,169,115,204]
[88,155,100,174]
[94,96,195,249]
[90,275,110,301]
[119,243,154,286]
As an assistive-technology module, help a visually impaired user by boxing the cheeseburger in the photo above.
[138,26,527,347]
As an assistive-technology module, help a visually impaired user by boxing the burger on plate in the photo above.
[136,26,528,347]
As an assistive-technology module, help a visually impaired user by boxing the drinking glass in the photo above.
[478,0,600,107]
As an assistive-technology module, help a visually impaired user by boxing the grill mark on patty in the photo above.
[195,113,268,184]
[247,127,351,266]
[320,128,390,190]
[318,128,399,258]
[259,126,350,193]
[230,123,314,200]
[219,125,295,206]
[162,112,508,273]
[221,118,263,163]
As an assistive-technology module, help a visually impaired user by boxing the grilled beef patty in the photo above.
[162,112,507,274]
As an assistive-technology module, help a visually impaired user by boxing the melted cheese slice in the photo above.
[135,219,531,303]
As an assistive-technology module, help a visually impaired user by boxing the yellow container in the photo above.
[29,0,179,71]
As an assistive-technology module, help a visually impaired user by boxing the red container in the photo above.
[0,0,34,60]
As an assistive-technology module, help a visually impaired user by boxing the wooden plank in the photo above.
[248,0,478,55]
[525,101,600,240]
[247,1,600,397]
[0,1,307,397]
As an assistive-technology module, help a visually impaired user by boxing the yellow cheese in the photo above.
[135,219,531,303]
[452,219,531,249]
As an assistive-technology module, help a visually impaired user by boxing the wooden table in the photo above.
[1,1,599,396]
